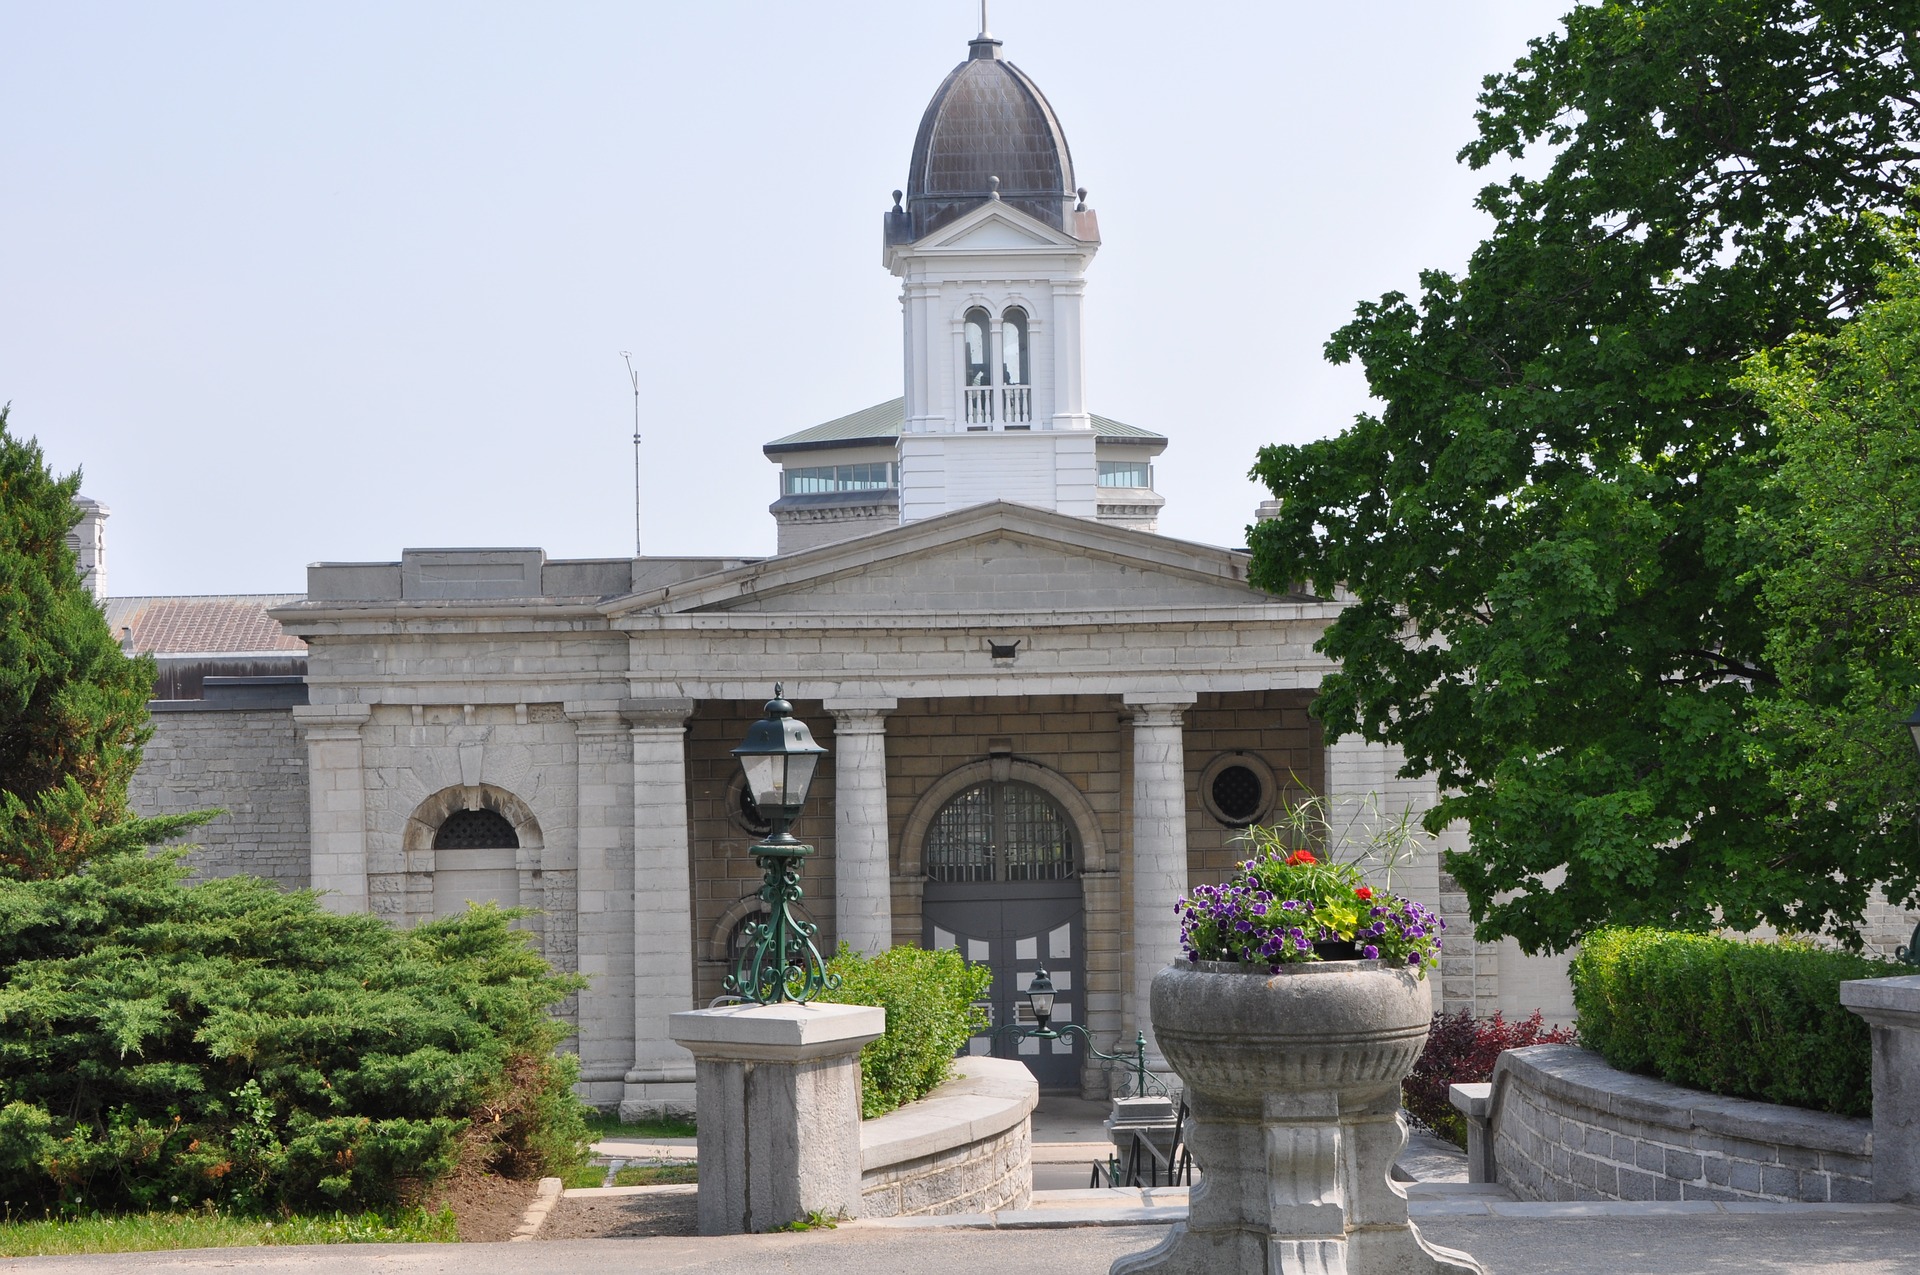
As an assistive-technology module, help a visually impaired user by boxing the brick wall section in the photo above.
[131,706,308,889]
[1179,690,1320,883]
[1489,1045,1874,1204]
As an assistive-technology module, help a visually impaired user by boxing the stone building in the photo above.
[104,23,1717,1119]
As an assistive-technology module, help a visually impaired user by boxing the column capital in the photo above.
[291,703,372,739]
[564,702,630,735]
[620,697,695,729]
[1123,691,1195,727]
[826,697,897,731]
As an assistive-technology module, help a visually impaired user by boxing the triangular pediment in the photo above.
[604,502,1287,620]
[908,199,1085,253]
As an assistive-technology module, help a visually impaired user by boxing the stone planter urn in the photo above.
[1112,959,1483,1275]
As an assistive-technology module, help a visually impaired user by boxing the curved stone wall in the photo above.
[1486,1045,1872,1204]
[859,1056,1037,1217]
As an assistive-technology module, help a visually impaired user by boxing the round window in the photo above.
[725,771,773,838]
[1199,753,1276,828]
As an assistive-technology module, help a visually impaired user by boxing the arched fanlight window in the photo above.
[964,308,992,387]
[433,808,519,849]
[1001,308,1029,386]
[924,780,1076,884]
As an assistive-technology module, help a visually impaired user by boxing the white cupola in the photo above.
[881,27,1103,524]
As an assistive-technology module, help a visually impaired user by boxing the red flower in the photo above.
[1285,850,1317,866]
[1356,886,1373,901]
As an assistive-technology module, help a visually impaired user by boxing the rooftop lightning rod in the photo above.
[621,351,642,557]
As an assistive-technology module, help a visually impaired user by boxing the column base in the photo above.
[619,1080,697,1123]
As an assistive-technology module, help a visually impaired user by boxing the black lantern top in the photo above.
[731,684,827,844]
[1026,966,1057,1033]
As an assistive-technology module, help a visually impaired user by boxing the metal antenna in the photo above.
[979,0,989,37]
[621,351,642,557]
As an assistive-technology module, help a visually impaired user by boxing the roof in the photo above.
[101,595,307,656]
[905,34,1076,240]
[763,398,1164,455]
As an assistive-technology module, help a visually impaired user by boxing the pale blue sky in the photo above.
[2,1,1570,596]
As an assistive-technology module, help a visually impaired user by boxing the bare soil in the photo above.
[538,1188,699,1240]
[429,1170,542,1243]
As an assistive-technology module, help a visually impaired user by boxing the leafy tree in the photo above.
[1738,252,1920,902]
[0,851,590,1213]
[0,406,202,877]
[1248,0,1920,952]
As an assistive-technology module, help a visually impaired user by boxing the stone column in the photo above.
[827,698,896,957]
[566,705,636,1110]
[621,697,697,1121]
[670,1002,885,1233]
[1841,974,1920,1203]
[292,704,373,915]
[1125,692,1195,1069]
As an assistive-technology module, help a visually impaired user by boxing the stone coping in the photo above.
[668,1002,886,1062]
[860,1056,1039,1174]
[1493,1045,1870,1158]
[1841,973,1920,1018]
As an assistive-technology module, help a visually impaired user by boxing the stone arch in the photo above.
[900,756,1107,877]
[400,784,546,927]
[706,892,767,965]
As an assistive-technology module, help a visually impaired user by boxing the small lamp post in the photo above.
[724,685,837,1004]
[991,966,1162,1099]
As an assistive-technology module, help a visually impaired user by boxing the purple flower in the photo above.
[1408,952,1422,966]
[1362,945,1379,960]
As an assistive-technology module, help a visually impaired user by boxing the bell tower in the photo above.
[883,26,1103,524]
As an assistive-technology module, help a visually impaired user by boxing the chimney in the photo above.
[70,497,109,599]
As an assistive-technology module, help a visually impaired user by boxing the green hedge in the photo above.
[1570,927,1902,1117]
[0,851,590,1214]
[818,945,991,1119]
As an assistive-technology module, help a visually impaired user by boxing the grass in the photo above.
[584,1112,695,1140]
[558,1162,612,1190]
[612,1164,697,1187]
[0,1206,457,1257]
[767,1208,840,1233]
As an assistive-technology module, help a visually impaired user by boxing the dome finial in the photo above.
[968,0,1002,59]
[989,175,1002,200]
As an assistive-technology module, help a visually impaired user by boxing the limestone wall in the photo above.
[131,705,308,889]
[1486,1045,1873,1204]
[859,1056,1036,1217]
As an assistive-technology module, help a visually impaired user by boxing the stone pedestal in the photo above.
[1841,973,1920,1204]
[1112,961,1483,1275]
[669,1001,884,1234]
[1448,1082,1496,1184]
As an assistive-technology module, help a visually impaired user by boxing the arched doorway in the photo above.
[919,774,1085,1089]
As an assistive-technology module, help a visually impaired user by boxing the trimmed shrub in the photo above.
[1571,927,1901,1117]
[1402,1011,1576,1146]
[0,851,590,1213]
[818,944,992,1119]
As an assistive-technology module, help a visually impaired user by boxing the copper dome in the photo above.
[901,35,1077,242]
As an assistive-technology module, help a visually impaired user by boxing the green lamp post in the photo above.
[724,685,838,1004]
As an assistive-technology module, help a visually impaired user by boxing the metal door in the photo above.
[924,881,1084,1088]
[919,778,1085,1090]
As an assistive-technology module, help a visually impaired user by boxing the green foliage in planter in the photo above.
[1571,927,1901,1117]
[0,851,590,1213]
[818,944,991,1119]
